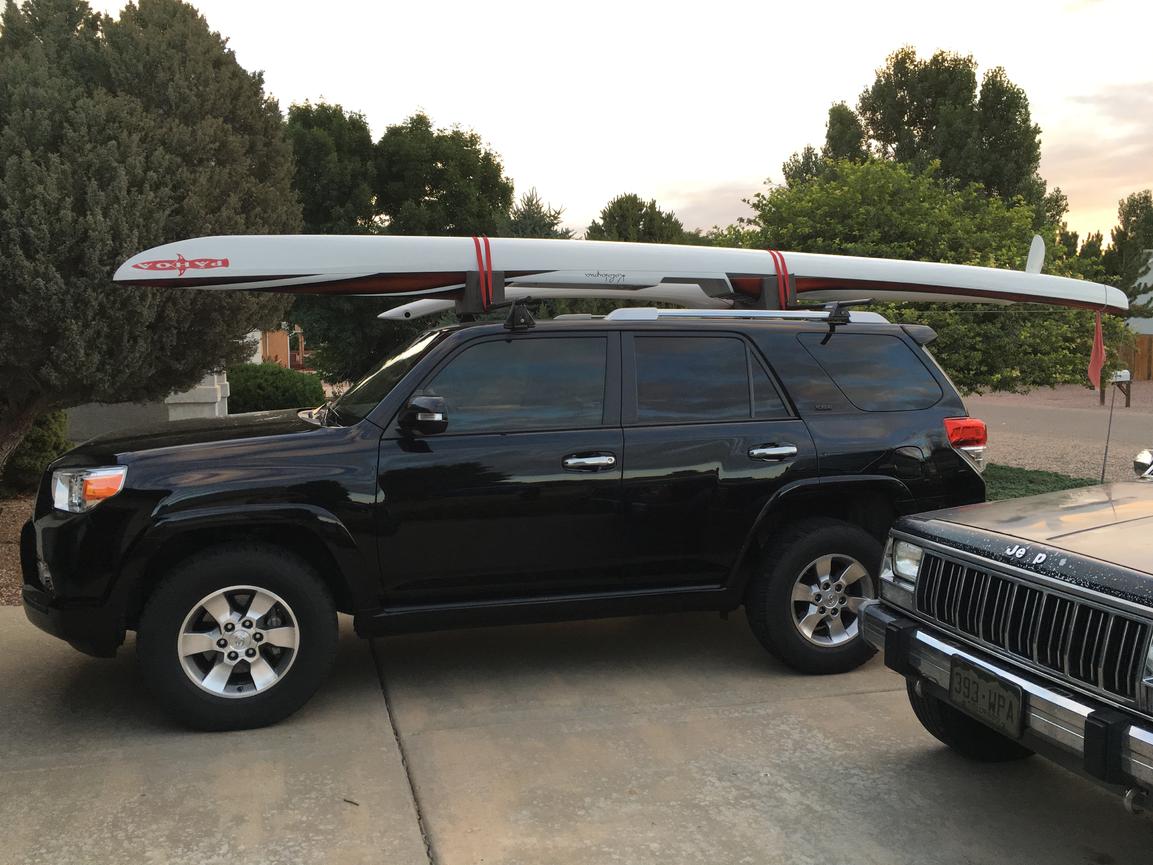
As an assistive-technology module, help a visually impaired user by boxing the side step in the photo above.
[354,585,733,637]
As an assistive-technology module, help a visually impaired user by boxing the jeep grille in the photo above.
[915,552,1148,703]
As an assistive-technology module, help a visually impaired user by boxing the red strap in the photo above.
[470,236,493,309]
[766,249,789,309]
[482,235,494,309]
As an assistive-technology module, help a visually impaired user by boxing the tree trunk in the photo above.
[0,403,42,480]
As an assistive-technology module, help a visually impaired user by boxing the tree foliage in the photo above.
[287,110,517,382]
[226,362,325,414]
[285,102,376,234]
[784,47,1061,230]
[1105,190,1153,312]
[730,159,1126,393]
[375,112,513,236]
[502,188,573,239]
[0,0,299,472]
[586,193,687,243]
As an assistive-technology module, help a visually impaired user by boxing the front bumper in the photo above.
[22,585,124,658]
[861,599,1153,792]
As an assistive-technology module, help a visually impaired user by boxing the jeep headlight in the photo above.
[892,540,924,582]
[880,538,923,610]
[52,466,128,513]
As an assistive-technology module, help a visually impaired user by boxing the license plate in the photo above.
[948,657,1025,739]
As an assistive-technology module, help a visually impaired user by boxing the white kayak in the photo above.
[113,235,1129,317]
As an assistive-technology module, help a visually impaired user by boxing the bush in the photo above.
[227,363,325,414]
[2,411,71,491]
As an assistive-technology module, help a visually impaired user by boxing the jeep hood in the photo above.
[905,482,1153,574]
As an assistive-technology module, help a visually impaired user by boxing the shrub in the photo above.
[2,411,71,491]
[227,363,325,414]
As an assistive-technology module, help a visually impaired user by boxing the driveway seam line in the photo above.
[370,638,437,865]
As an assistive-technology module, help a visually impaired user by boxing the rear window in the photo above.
[798,333,942,411]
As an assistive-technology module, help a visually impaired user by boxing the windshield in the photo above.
[330,329,451,423]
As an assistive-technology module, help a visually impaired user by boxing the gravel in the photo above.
[0,496,33,605]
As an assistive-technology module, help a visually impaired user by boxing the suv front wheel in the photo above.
[137,544,338,731]
[746,517,880,674]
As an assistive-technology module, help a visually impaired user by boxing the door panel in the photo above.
[620,419,817,586]
[620,332,817,587]
[375,332,624,603]
[378,429,624,601]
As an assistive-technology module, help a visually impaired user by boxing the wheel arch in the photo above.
[118,506,375,628]
[728,476,913,597]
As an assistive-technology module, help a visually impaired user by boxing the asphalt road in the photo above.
[4,607,1153,864]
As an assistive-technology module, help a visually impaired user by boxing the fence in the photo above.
[1127,335,1153,381]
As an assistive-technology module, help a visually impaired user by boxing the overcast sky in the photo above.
[92,0,1153,243]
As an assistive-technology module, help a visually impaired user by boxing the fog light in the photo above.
[892,540,924,582]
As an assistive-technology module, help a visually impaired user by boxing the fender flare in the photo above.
[114,503,376,611]
[726,475,915,595]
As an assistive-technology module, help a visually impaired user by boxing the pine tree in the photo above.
[0,0,301,471]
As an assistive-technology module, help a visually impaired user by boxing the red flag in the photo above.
[1088,310,1105,389]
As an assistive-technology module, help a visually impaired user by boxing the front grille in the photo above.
[915,552,1149,702]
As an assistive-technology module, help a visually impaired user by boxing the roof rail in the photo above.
[602,307,889,324]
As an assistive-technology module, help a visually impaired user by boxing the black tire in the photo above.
[745,517,881,674]
[137,543,338,731]
[906,680,1033,762]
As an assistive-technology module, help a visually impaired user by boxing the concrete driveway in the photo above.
[3,607,1153,865]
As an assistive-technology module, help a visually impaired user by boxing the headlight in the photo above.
[892,540,924,582]
[51,466,128,513]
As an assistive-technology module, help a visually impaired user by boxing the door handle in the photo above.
[748,444,798,461]
[563,454,617,471]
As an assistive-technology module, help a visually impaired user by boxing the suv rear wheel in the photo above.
[137,544,338,731]
[746,517,880,674]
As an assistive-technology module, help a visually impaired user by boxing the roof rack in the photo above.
[602,306,888,324]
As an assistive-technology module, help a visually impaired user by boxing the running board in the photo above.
[354,585,733,636]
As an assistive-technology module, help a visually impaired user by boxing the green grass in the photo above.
[983,464,1098,502]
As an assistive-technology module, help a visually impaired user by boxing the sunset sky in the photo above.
[92,0,1153,244]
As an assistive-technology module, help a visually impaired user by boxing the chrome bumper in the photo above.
[861,599,1153,791]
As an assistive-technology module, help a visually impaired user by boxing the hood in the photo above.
[58,409,322,465]
[900,482,1153,606]
[917,482,1153,569]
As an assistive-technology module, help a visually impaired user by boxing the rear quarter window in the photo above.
[798,333,942,411]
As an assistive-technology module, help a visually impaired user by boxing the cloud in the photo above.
[661,181,761,233]
[1042,82,1153,234]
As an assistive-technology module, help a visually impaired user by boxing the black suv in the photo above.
[21,307,986,729]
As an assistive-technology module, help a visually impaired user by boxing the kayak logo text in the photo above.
[132,253,230,276]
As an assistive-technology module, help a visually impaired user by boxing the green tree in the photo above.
[375,112,513,235]
[290,112,516,382]
[1105,190,1153,312]
[586,193,686,243]
[736,159,1125,393]
[0,0,299,472]
[821,102,866,162]
[502,188,573,239]
[784,47,1060,229]
[285,102,377,234]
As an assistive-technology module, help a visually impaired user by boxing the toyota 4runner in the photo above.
[21,305,986,729]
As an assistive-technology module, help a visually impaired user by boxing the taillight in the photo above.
[945,417,987,473]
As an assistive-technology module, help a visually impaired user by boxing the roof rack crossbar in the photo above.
[602,307,888,323]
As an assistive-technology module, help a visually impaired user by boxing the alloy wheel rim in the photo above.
[177,585,300,699]
[789,554,874,648]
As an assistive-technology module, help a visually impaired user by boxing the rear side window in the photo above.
[422,337,607,433]
[798,333,942,411]
[633,336,788,423]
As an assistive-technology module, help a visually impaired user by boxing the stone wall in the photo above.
[67,373,230,442]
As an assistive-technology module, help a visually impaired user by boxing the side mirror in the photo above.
[1134,449,1153,480]
[399,395,448,435]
